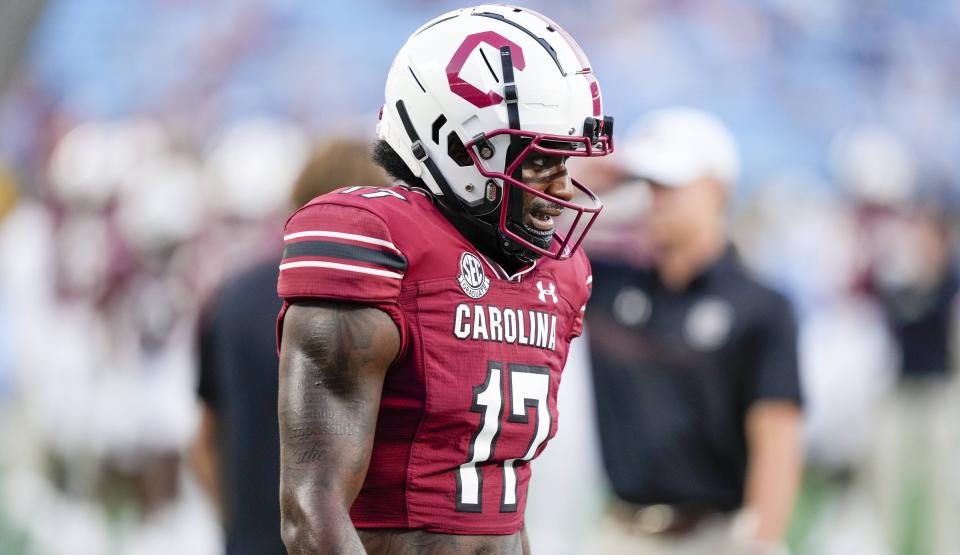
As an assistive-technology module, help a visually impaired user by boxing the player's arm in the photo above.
[278,300,400,555]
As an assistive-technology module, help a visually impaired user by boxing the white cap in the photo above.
[621,107,740,188]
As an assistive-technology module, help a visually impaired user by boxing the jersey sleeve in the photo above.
[747,293,802,407]
[276,201,408,351]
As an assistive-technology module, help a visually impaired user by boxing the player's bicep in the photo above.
[278,300,399,504]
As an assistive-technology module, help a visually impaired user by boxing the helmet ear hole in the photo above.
[447,132,473,167]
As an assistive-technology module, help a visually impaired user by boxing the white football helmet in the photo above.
[377,4,614,261]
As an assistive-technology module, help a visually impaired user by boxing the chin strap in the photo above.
[394,99,466,212]
[432,195,528,272]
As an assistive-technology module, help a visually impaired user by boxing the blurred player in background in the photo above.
[833,125,960,555]
[192,140,387,555]
[867,200,960,555]
[585,108,803,555]
[276,5,614,554]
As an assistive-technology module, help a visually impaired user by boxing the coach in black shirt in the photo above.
[586,109,803,555]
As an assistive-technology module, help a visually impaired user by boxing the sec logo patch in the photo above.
[457,252,490,299]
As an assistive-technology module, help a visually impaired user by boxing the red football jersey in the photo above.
[277,185,592,535]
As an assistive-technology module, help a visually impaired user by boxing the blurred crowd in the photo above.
[0,0,957,554]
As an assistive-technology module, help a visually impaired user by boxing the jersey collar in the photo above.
[479,253,537,282]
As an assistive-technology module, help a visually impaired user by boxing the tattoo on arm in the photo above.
[278,300,400,554]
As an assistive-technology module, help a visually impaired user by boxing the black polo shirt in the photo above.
[198,259,286,555]
[586,247,801,512]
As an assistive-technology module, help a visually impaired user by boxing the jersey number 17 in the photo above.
[456,361,551,513]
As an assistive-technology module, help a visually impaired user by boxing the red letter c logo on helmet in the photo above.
[446,31,525,109]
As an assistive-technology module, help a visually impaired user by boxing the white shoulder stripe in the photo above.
[585,275,593,285]
[279,260,404,280]
[284,230,401,253]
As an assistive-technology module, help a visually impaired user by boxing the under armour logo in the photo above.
[536,280,558,304]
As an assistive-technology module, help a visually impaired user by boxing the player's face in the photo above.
[518,151,574,241]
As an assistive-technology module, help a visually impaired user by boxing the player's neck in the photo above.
[433,197,528,275]
[657,227,726,292]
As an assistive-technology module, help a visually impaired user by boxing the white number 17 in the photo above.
[456,361,552,513]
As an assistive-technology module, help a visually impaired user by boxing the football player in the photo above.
[277,5,614,554]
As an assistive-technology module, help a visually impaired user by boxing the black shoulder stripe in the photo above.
[283,241,408,271]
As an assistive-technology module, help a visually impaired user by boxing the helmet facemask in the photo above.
[466,124,612,262]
